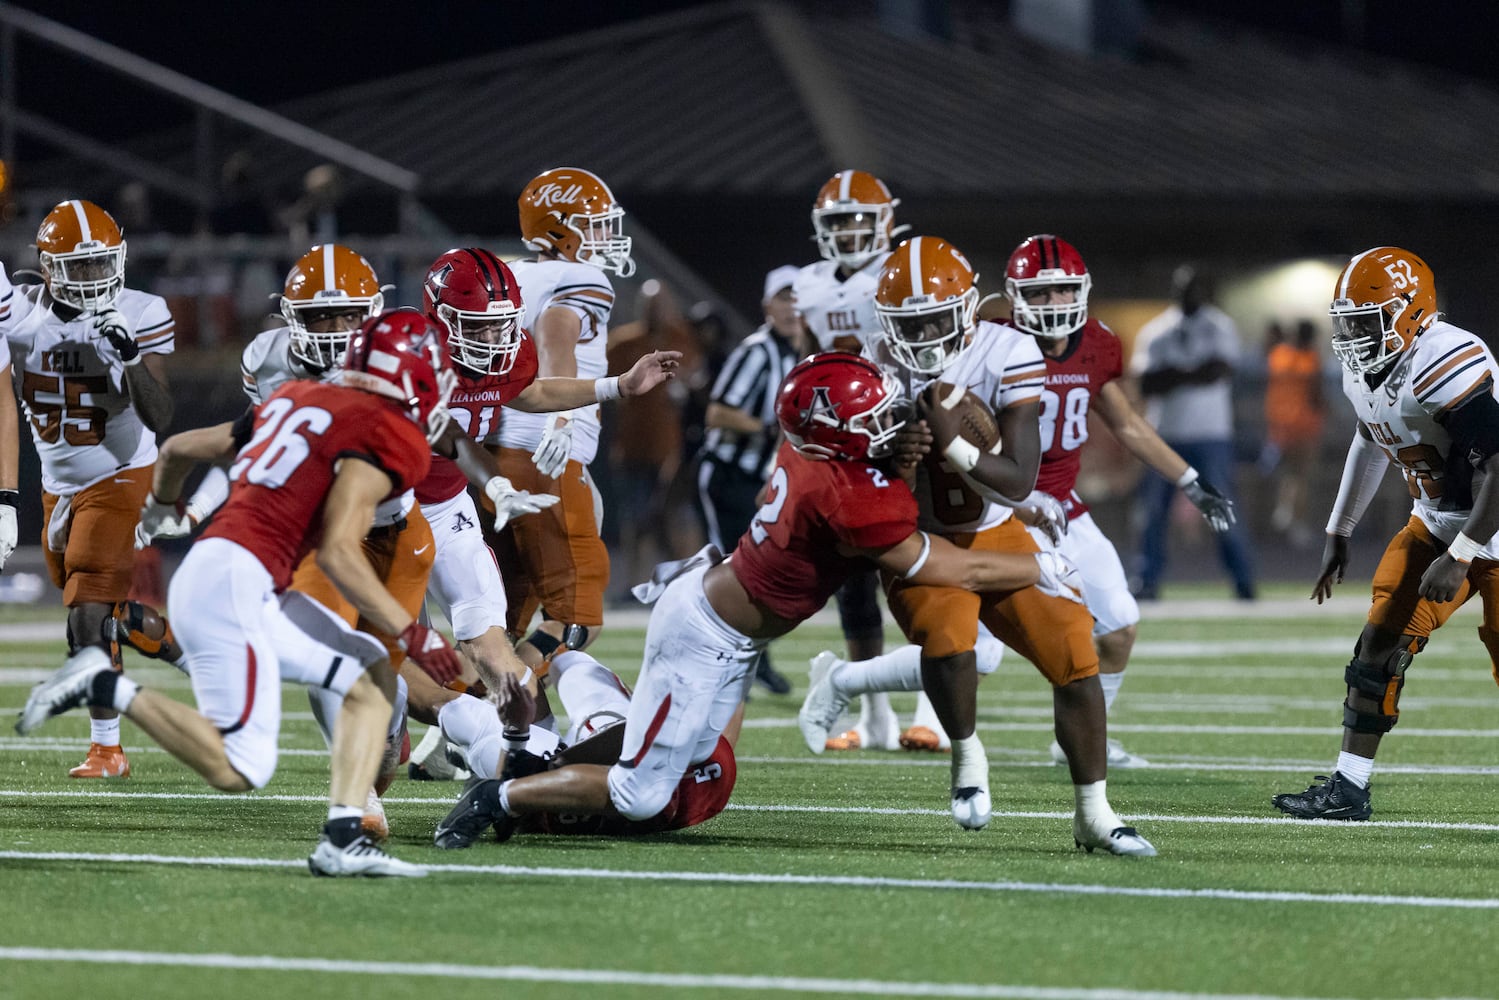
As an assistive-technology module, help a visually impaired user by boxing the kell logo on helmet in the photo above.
[800,386,841,425]
[532,182,584,208]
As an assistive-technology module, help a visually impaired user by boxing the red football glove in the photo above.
[398,621,461,685]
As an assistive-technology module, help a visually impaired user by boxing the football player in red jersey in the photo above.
[1004,235,1234,765]
[433,353,1079,848]
[18,311,467,878]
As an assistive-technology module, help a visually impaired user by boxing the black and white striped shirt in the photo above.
[702,325,800,475]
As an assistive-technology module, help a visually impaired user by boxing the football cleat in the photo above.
[950,737,991,830]
[17,646,111,736]
[69,742,131,779]
[1272,772,1372,821]
[798,652,850,754]
[308,834,425,877]
[824,728,862,752]
[951,785,991,830]
[408,724,469,781]
[860,701,903,752]
[1049,738,1150,768]
[900,725,950,752]
[361,787,389,842]
[753,654,792,695]
[434,778,507,850]
[1073,815,1157,857]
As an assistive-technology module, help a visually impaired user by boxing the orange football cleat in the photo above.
[899,726,951,753]
[362,788,390,842]
[823,729,863,752]
[68,743,130,779]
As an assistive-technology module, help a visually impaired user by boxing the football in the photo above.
[926,381,1001,456]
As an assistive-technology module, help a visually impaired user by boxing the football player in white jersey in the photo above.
[2,199,175,779]
[493,167,633,673]
[0,308,17,571]
[792,169,909,748]
[801,236,1155,854]
[1274,247,1499,822]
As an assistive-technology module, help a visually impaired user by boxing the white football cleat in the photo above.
[16,646,111,735]
[950,736,991,830]
[859,699,903,752]
[308,835,426,877]
[408,724,468,781]
[951,785,992,830]
[1048,738,1150,769]
[798,651,850,754]
[1073,815,1157,857]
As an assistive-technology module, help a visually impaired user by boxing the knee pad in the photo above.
[1341,638,1420,734]
[1480,626,1499,688]
[974,634,1005,676]
[607,763,676,823]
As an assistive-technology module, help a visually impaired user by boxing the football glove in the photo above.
[135,494,194,549]
[531,414,573,479]
[0,492,16,570]
[1019,490,1068,545]
[92,307,141,366]
[484,474,560,531]
[398,621,462,685]
[1033,549,1085,604]
[1183,477,1236,533]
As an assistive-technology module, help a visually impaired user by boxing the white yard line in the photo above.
[1,849,1497,912]
[0,946,1435,1000]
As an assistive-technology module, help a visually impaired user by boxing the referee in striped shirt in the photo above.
[697,266,807,693]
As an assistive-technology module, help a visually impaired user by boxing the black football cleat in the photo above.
[434,778,506,849]
[1272,772,1372,821]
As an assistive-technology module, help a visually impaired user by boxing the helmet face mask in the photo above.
[1005,235,1091,339]
[1329,299,1405,374]
[777,354,907,462]
[875,236,979,376]
[36,200,127,312]
[281,245,384,373]
[424,248,527,376]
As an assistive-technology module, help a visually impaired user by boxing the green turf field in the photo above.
[2,586,1498,1000]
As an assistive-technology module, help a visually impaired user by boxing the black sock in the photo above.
[88,670,120,709]
[323,816,363,848]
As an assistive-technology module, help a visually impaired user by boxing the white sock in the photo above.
[951,733,989,789]
[307,686,343,750]
[910,691,949,742]
[497,779,519,818]
[1075,779,1124,829]
[834,646,923,698]
[1099,671,1124,713]
[437,695,504,780]
[110,677,141,714]
[1336,751,1374,788]
[856,691,896,727]
[90,717,121,746]
[327,804,363,822]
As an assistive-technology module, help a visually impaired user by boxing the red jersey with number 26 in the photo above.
[729,441,919,621]
[201,380,433,591]
[415,336,540,505]
[1032,319,1123,519]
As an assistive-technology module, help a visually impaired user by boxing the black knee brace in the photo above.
[835,571,883,641]
[1341,638,1421,734]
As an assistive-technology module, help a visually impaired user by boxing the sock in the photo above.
[951,733,988,790]
[834,646,923,697]
[497,778,519,818]
[1075,779,1123,830]
[1336,751,1374,788]
[324,811,363,847]
[910,691,949,743]
[1099,671,1125,713]
[438,695,504,780]
[307,686,343,750]
[856,691,897,729]
[89,717,121,746]
[89,672,141,714]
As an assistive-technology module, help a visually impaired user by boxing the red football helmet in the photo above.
[337,309,457,444]
[36,199,127,311]
[1005,234,1091,339]
[424,248,526,376]
[517,167,634,277]
[776,353,906,462]
[1329,246,1439,375]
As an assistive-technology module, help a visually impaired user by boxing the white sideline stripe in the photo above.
[2,849,1496,912]
[0,739,330,757]
[7,788,1499,833]
[740,718,1499,737]
[0,947,1411,1000]
[738,756,1499,777]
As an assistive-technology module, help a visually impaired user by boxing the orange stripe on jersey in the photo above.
[1438,373,1493,412]
[559,288,614,305]
[138,329,176,348]
[1002,367,1047,384]
[1414,345,1483,396]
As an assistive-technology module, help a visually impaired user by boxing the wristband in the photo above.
[0,490,17,509]
[1175,467,1200,489]
[501,728,530,754]
[943,436,980,472]
[1448,531,1482,564]
[595,376,622,403]
[121,351,143,367]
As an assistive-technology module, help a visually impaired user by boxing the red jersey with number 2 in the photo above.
[415,335,540,505]
[201,380,433,590]
[729,441,919,621]
[1032,319,1123,519]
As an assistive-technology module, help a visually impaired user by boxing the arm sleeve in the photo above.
[1440,382,1499,465]
[1325,431,1390,536]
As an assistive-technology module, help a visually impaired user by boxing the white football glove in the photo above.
[1018,490,1068,546]
[135,494,194,549]
[1033,549,1085,604]
[0,500,16,570]
[484,475,560,531]
[531,413,573,479]
[91,306,141,366]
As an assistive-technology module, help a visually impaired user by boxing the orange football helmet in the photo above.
[517,167,634,277]
[1329,246,1438,375]
[811,170,900,270]
[279,244,384,371]
[875,237,979,375]
[36,199,127,311]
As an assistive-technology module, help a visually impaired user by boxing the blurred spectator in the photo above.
[697,265,806,693]
[1261,319,1327,549]
[605,280,704,601]
[1129,265,1256,599]
[210,150,275,235]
